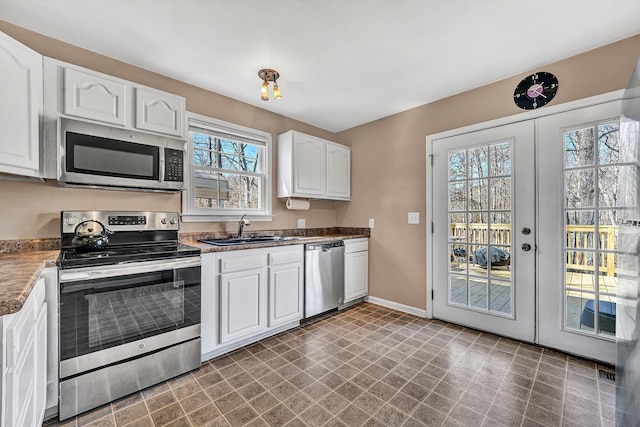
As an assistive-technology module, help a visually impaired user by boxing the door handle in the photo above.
[521,243,532,251]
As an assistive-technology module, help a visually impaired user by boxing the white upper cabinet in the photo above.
[47,59,186,139]
[277,130,351,201]
[293,134,326,197]
[134,87,184,137]
[0,32,42,176]
[63,67,125,126]
[326,143,351,200]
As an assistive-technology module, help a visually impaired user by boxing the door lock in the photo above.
[521,227,531,235]
[521,243,532,251]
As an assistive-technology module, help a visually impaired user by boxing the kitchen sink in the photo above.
[198,236,298,246]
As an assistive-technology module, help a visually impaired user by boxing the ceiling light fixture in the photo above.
[258,68,281,101]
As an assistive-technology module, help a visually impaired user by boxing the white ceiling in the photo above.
[1,0,639,132]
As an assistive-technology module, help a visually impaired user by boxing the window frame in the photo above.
[181,112,272,222]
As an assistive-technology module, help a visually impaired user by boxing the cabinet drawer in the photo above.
[269,247,303,266]
[344,238,368,254]
[219,253,267,273]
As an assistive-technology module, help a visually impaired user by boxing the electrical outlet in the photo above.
[297,218,306,228]
[408,212,420,224]
[368,218,375,228]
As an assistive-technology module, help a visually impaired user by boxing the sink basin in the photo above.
[199,236,298,246]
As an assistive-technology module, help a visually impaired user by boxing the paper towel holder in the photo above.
[286,197,310,210]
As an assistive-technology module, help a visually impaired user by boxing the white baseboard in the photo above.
[364,296,427,318]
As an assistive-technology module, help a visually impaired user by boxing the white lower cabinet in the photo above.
[344,238,369,303]
[1,275,47,427]
[268,249,304,328]
[201,245,303,361]
[219,267,267,343]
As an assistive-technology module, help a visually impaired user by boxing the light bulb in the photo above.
[261,81,269,101]
[273,83,282,100]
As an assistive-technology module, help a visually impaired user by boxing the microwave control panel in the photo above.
[164,148,184,182]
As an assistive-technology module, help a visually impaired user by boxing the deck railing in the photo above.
[450,223,617,276]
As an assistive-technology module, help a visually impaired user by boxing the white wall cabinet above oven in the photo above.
[45,58,185,139]
[200,245,304,361]
[277,130,351,201]
[1,273,47,427]
[0,31,43,178]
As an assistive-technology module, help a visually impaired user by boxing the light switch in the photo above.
[297,218,306,228]
[369,218,375,228]
[408,212,420,224]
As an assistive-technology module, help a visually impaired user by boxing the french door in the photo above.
[429,100,621,364]
[537,101,621,364]
[431,121,536,342]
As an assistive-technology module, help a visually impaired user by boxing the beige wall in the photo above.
[335,34,640,310]
[2,20,639,312]
[0,20,338,240]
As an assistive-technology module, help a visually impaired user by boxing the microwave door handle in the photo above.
[159,147,165,182]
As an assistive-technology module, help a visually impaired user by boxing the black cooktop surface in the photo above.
[58,242,200,268]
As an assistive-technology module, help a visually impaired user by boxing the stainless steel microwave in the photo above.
[58,118,186,192]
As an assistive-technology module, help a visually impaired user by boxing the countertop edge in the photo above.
[0,251,59,316]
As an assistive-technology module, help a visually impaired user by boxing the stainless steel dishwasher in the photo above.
[304,241,344,319]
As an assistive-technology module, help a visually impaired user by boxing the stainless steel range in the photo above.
[57,211,201,420]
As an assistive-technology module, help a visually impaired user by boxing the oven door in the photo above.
[59,257,201,378]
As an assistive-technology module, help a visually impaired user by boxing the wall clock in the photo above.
[513,72,558,110]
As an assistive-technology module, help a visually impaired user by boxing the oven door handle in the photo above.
[59,257,201,282]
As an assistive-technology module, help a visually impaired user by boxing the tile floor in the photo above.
[44,303,617,427]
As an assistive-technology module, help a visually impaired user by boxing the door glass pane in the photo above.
[469,278,488,309]
[563,120,620,337]
[490,177,511,210]
[469,147,488,178]
[565,169,595,208]
[449,182,466,211]
[490,143,511,176]
[566,290,596,332]
[449,150,466,180]
[565,127,595,168]
[447,142,512,317]
[490,281,511,313]
[450,275,468,305]
[469,179,488,211]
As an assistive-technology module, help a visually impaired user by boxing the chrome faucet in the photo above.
[238,214,251,239]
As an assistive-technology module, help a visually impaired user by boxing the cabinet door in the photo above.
[63,67,126,125]
[345,251,369,302]
[4,302,36,427]
[34,303,47,426]
[326,143,351,200]
[219,268,266,343]
[268,263,303,328]
[135,88,184,137]
[293,134,326,197]
[0,33,42,174]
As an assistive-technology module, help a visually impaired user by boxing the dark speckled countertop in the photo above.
[0,250,59,315]
[183,233,368,253]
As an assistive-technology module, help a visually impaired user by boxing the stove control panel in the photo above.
[108,216,147,226]
[61,211,180,233]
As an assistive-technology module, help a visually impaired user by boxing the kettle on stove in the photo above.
[71,220,114,251]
